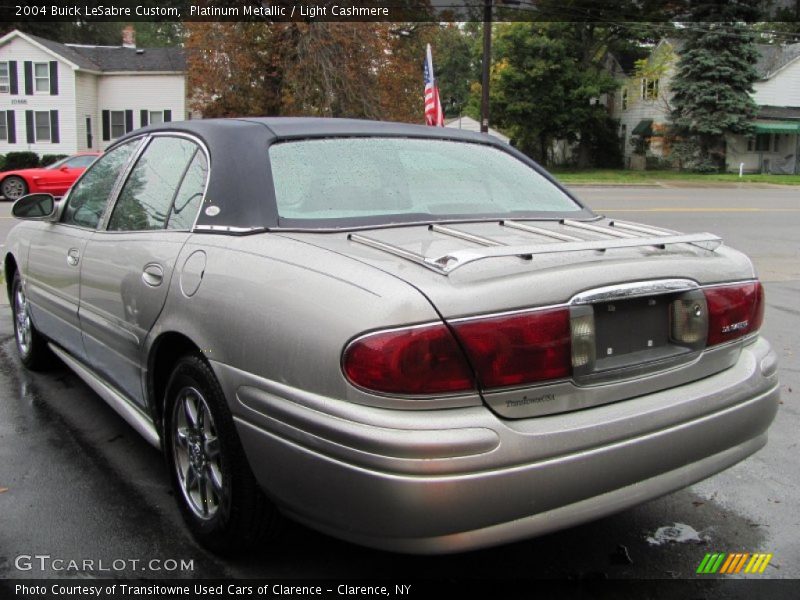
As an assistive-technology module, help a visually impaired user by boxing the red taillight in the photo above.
[342,323,475,395]
[452,308,572,388]
[704,281,764,346]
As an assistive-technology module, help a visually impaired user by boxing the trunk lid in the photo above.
[279,218,754,318]
[280,218,757,418]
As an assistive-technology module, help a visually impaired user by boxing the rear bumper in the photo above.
[214,337,779,554]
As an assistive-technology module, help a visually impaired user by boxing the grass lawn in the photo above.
[551,169,800,186]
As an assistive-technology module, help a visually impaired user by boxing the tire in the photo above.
[163,354,281,554]
[11,271,54,370]
[1,176,28,201]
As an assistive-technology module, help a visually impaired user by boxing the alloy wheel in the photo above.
[171,386,224,520]
[14,283,32,357]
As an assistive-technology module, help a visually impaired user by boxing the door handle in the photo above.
[142,263,164,287]
[67,248,80,267]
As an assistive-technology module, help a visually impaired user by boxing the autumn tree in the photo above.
[186,22,434,122]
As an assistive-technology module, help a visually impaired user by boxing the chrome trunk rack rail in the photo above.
[348,219,722,276]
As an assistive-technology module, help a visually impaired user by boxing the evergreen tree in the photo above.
[669,1,762,170]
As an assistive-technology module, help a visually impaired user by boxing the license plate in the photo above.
[594,296,670,360]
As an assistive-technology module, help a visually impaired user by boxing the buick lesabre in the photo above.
[4,118,779,554]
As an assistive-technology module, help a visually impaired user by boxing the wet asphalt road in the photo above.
[0,186,797,587]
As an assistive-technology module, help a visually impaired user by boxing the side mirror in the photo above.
[59,166,69,172]
[12,193,56,220]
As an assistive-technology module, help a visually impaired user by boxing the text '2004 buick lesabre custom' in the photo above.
[4,118,779,554]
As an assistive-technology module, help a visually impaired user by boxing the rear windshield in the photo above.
[268,138,584,227]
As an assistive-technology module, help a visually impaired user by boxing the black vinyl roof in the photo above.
[128,116,503,143]
[113,117,590,232]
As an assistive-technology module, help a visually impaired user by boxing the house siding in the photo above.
[612,42,677,164]
[0,36,77,154]
[753,58,800,107]
[97,74,185,148]
[74,71,98,151]
[726,57,800,173]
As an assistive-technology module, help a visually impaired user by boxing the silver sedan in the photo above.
[3,118,779,554]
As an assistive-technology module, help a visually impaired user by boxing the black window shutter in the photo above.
[49,61,58,95]
[23,61,32,95]
[50,110,59,143]
[25,110,34,143]
[125,109,133,133]
[163,110,172,122]
[7,110,15,143]
[9,61,18,95]
[140,110,148,127]
[102,110,110,141]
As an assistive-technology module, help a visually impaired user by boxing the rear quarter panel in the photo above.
[147,233,479,411]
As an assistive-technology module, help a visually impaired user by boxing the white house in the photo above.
[728,44,800,174]
[445,115,511,144]
[613,39,679,168]
[0,28,185,156]
[613,39,800,173]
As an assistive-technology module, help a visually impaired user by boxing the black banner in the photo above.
[2,0,795,23]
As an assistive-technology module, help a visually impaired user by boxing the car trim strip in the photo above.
[570,279,700,305]
[48,343,161,449]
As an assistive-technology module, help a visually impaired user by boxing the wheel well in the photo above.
[1,174,26,187]
[4,254,17,303]
[148,332,202,432]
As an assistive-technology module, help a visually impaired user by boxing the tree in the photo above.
[430,24,481,118]
[186,22,431,122]
[488,22,620,165]
[669,1,762,169]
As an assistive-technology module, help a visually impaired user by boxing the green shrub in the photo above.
[40,154,68,167]
[645,156,675,170]
[0,154,5,170]
[3,151,40,171]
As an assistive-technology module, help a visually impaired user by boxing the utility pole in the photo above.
[480,0,492,133]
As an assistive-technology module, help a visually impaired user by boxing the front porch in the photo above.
[727,119,800,174]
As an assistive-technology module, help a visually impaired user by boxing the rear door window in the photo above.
[107,136,204,232]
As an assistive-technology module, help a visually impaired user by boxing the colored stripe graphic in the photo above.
[720,554,737,574]
[699,552,772,575]
[733,553,750,573]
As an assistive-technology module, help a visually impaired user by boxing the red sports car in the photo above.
[0,153,100,201]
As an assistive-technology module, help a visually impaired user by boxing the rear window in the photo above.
[269,138,582,227]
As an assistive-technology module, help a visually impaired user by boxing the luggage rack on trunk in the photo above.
[348,219,723,275]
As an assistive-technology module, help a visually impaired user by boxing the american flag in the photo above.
[423,44,444,127]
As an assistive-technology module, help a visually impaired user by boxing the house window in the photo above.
[641,78,659,101]
[111,111,125,138]
[749,134,776,152]
[149,111,164,125]
[34,111,50,141]
[34,63,49,93]
[622,88,628,110]
[0,62,9,93]
[0,111,7,140]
